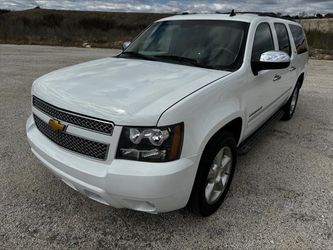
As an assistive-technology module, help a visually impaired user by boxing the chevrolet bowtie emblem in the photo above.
[48,119,66,132]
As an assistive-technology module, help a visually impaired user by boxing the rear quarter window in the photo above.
[289,24,308,54]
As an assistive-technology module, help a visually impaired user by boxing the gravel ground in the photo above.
[0,44,332,249]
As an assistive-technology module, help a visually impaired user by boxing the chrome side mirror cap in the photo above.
[122,41,131,51]
[252,51,291,75]
[260,51,290,63]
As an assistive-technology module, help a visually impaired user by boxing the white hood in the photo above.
[33,57,229,126]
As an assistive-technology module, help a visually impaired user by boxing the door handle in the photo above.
[289,66,296,72]
[273,74,281,82]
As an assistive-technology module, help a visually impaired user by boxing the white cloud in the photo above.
[0,0,332,15]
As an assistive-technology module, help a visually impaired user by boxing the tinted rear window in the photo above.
[274,23,291,56]
[289,24,308,54]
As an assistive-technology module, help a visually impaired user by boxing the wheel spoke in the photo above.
[213,149,224,165]
[221,155,231,168]
[205,183,216,202]
[205,146,233,204]
[221,174,229,186]
[207,164,218,182]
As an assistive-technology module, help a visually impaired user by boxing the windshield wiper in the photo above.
[120,52,218,70]
[119,51,157,61]
[153,55,216,70]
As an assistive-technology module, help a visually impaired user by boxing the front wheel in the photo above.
[188,131,237,217]
[281,83,300,121]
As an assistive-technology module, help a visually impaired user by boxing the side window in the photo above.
[274,23,291,56]
[289,24,308,54]
[251,23,275,61]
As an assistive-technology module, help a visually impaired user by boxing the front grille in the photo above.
[33,96,114,135]
[34,115,109,160]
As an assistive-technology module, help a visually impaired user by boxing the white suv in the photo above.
[26,13,308,216]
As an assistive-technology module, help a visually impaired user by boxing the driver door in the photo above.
[245,22,280,136]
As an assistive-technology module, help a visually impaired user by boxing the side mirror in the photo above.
[122,41,131,51]
[252,51,290,75]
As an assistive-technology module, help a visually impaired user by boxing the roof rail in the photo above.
[177,11,295,21]
[238,11,278,17]
[216,11,295,21]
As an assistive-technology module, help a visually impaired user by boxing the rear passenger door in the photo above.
[272,23,297,106]
[288,24,309,80]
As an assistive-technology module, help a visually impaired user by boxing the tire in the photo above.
[281,82,300,121]
[188,131,237,217]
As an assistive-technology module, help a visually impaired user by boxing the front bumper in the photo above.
[26,115,197,213]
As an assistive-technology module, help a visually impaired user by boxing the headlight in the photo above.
[116,123,184,162]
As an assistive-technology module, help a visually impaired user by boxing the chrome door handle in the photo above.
[289,66,296,72]
[273,74,281,82]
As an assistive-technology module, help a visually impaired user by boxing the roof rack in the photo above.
[216,10,295,21]
[236,11,278,17]
[178,10,295,21]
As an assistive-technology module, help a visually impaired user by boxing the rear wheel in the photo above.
[282,83,300,121]
[188,131,237,217]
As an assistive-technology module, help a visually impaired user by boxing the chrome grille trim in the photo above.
[32,96,114,135]
[33,115,109,160]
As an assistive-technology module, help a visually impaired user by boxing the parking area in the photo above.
[0,44,332,249]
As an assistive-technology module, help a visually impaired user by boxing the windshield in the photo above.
[120,20,249,71]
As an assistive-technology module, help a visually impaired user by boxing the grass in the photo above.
[0,9,169,48]
[304,29,333,59]
[306,29,333,50]
[0,8,332,57]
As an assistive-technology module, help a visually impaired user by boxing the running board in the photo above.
[237,110,284,155]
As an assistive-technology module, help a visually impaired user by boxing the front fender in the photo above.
[157,77,245,160]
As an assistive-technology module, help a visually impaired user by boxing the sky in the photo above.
[0,0,332,15]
